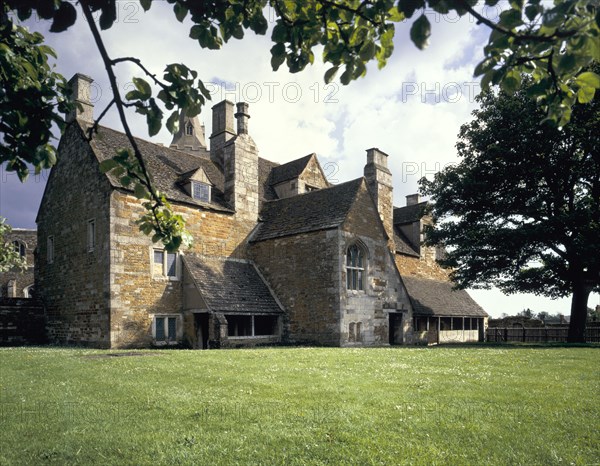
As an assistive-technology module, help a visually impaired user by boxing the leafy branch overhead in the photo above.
[1,0,599,250]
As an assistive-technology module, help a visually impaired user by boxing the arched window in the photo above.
[186,122,193,136]
[346,244,365,291]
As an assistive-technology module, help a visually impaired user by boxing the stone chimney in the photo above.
[221,102,259,221]
[169,114,207,154]
[364,148,394,249]
[66,73,94,124]
[235,102,250,135]
[406,193,421,206]
[209,100,235,169]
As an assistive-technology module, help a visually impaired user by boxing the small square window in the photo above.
[154,316,178,344]
[152,249,178,279]
[192,181,210,202]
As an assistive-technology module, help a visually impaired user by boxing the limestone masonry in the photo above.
[30,73,488,349]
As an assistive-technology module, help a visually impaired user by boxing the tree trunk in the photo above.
[567,281,591,343]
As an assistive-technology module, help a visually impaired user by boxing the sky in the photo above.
[1,2,598,318]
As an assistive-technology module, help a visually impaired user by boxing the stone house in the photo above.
[35,73,487,349]
[0,229,36,298]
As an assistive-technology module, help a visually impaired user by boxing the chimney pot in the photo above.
[235,102,250,135]
[66,73,94,124]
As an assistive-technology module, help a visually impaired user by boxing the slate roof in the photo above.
[269,153,314,185]
[393,202,428,224]
[183,255,282,314]
[258,157,279,202]
[252,178,364,242]
[402,276,488,317]
[394,227,419,257]
[89,124,232,211]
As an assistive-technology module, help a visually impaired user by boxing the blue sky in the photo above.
[1,2,598,317]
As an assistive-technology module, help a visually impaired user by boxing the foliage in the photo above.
[0,12,73,182]
[0,217,26,273]
[0,346,598,464]
[2,0,599,249]
[420,76,600,341]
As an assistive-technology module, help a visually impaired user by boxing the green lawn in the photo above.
[0,346,598,465]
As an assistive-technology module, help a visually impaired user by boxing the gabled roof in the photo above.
[89,124,232,211]
[183,255,282,314]
[258,158,279,202]
[252,178,364,242]
[269,153,314,185]
[402,276,488,317]
[393,202,428,224]
[394,227,419,257]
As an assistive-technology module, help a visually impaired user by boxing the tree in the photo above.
[420,76,600,343]
[0,217,26,274]
[2,0,599,249]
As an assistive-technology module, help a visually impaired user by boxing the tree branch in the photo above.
[79,0,167,236]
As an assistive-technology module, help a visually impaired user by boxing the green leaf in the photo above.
[49,2,77,33]
[410,15,431,50]
[324,66,339,84]
[577,86,595,103]
[398,0,424,19]
[99,3,117,30]
[133,77,152,100]
[140,0,152,12]
[270,43,286,71]
[99,159,119,173]
[166,110,179,134]
[134,182,148,199]
[173,3,188,22]
[498,9,523,29]
[576,71,600,89]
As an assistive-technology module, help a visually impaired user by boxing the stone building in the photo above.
[35,73,486,349]
[0,229,36,298]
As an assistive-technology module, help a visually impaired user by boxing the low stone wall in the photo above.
[0,298,46,346]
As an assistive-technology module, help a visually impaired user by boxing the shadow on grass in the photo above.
[425,341,600,350]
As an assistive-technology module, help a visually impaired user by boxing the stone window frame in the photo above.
[47,236,54,264]
[87,218,96,252]
[13,240,26,259]
[152,314,179,345]
[151,248,180,281]
[346,242,367,292]
[191,181,211,203]
[348,322,363,342]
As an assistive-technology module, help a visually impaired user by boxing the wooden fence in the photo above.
[486,326,600,343]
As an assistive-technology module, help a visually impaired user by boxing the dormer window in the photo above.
[192,181,210,202]
[186,122,193,136]
[305,185,319,193]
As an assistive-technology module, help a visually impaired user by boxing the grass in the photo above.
[0,345,598,465]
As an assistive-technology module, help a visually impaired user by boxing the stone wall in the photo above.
[299,155,330,191]
[0,229,36,298]
[36,123,112,347]
[250,229,341,345]
[0,298,46,345]
[340,182,412,346]
[109,190,257,348]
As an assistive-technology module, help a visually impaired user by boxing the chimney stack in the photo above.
[209,100,235,169]
[364,148,394,250]
[66,73,94,124]
[406,193,421,206]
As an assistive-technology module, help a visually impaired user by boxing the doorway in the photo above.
[194,313,209,349]
[389,313,403,345]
